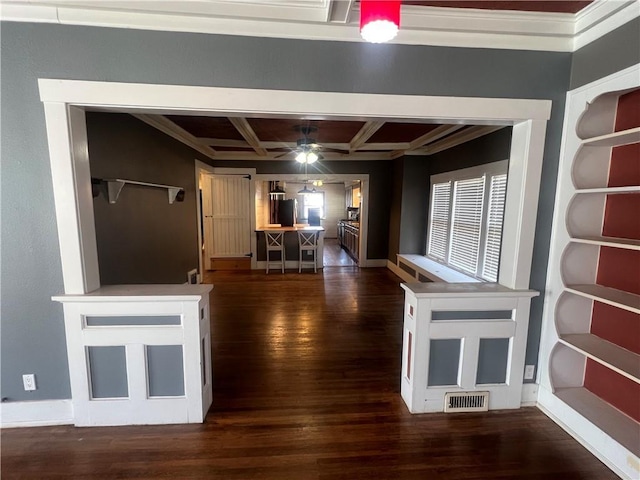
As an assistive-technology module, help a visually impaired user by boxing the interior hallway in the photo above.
[1,269,615,479]
[323,238,357,267]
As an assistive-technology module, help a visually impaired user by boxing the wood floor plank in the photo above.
[1,268,616,479]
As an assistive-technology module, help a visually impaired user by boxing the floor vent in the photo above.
[444,391,489,413]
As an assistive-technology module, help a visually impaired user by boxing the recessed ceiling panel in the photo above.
[368,123,441,143]
[248,118,365,143]
[166,115,244,140]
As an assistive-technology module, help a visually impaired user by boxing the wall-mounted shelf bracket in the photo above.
[104,179,184,204]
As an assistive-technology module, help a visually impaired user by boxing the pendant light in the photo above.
[360,0,401,44]
[298,183,313,195]
[298,158,312,195]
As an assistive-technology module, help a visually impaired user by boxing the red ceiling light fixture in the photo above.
[360,0,401,44]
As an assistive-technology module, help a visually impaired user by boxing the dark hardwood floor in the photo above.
[323,238,357,267]
[1,268,615,479]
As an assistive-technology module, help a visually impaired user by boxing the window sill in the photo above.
[397,254,481,283]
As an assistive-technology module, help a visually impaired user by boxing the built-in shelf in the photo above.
[570,236,640,250]
[581,126,640,147]
[574,186,640,195]
[565,284,640,314]
[559,333,640,384]
[545,70,640,478]
[555,387,640,457]
[103,179,185,204]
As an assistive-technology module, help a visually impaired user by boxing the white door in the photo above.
[202,175,251,265]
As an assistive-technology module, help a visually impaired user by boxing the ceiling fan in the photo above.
[294,125,322,164]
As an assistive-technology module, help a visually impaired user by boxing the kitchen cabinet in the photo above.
[338,221,359,263]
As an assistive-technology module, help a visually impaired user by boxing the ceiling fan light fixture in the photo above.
[306,151,319,164]
[295,151,308,163]
[360,0,400,44]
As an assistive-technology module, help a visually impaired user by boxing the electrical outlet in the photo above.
[22,374,37,391]
[187,269,198,284]
[524,365,535,380]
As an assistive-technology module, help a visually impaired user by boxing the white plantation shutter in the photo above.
[448,177,485,275]
[428,182,451,260]
[482,174,507,281]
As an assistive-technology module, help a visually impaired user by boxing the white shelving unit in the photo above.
[558,333,640,383]
[564,284,640,314]
[538,64,640,479]
[581,126,640,147]
[569,236,640,250]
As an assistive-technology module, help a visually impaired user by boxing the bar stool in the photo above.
[265,230,285,274]
[298,231,318,273]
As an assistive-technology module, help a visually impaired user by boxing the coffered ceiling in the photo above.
[134,113,504,161]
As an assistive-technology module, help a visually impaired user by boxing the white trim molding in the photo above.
[1,400,73,428]
[387,259,415,284]
[38,79,549,296]
[2,0,637,52]
[521,383,539,407]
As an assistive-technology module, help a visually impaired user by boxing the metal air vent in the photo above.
[444,391,489,413]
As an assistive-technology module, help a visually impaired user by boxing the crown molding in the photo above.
[1,0,636,52]
[573,0,639,50]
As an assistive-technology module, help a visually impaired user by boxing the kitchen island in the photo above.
[256,225,324,270]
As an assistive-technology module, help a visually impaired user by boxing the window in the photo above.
[427,161,508,282]
[302,192,325,219]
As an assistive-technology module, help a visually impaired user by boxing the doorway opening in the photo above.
[39,79,549,293]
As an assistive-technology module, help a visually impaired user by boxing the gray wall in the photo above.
[0,19,598,402]
[570,17,640,90]
[397,156,431,256]
[389,128,513,261]
[87,112,202,285]
[387,157,405,264]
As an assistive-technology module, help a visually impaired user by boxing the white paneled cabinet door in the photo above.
[207,175,251,261]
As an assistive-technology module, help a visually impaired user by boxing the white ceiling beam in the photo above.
[410,125,505,156]
[408,124,466,150]
[349,121,386,151]
[388,125,465,158]
[132,114,217,160]
[201,137,413,152]
[211,150,392,161]
[228,117,269,156]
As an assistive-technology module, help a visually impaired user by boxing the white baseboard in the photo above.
[537,387,634,479]
[521,383,539,406]
[362,259,388,268]
[386,260,416,283]
[1,399,74,428]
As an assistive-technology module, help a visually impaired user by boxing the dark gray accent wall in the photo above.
[570,17,640,90]
[388,128,512,262]
[87,112,202,284]
[398,157,431,256]
[0,20,574,401]
[387,157,404,263]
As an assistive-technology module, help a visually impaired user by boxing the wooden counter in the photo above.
[255,226,324,269]
[256,225,324,232]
